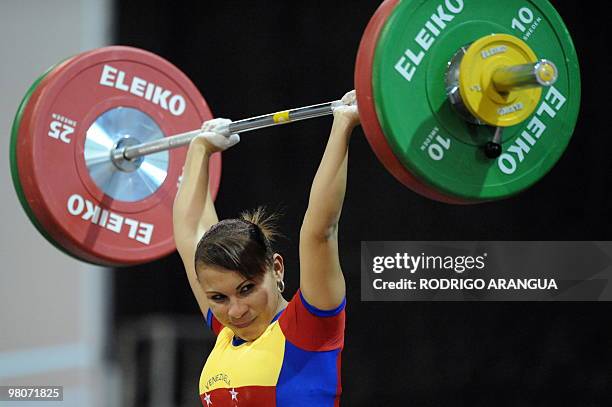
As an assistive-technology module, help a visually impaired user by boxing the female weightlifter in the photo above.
[173,90,359,406]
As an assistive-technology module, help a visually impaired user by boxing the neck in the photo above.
[275,293,288,315]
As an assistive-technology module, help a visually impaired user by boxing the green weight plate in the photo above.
[372,0,580,200]
[355,0,475,204]
[9,60,83,261]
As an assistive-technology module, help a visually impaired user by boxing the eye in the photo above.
[209,294,227,303]
[240,284,255,295]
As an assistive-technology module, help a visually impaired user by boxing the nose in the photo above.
[227,298,248,321]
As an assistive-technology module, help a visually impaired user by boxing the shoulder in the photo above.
[278,289,346,351]
[206,309,225,336]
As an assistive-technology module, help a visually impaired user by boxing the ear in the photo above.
[272,253,284,282]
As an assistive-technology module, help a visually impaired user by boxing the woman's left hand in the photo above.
[332,90,360,127]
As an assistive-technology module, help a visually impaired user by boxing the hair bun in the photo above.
[240,206,282,242]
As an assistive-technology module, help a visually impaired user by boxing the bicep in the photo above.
[298,228,346,311]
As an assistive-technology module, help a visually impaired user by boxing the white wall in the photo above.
[0,1,113,405]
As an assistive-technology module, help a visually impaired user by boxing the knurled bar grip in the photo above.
[119,100,343,161]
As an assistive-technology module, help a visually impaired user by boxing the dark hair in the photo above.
[194,207,281,280]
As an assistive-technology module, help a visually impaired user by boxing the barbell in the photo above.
[10,0,580,266]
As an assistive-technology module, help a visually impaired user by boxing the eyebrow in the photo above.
[205,279,251,295]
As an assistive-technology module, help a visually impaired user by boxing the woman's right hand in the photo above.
[198,118,240,153]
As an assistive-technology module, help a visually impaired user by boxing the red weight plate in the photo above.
[17,46,221,266]
[11,59,88,260]
[354,0,472,205]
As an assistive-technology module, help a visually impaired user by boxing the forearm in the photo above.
[302,117,356,239]
[172,138,218,248]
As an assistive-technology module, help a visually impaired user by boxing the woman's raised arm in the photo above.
[172,118,239,316]
[299,91,359,310]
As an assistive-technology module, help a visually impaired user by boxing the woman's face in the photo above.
[199,255,284,341]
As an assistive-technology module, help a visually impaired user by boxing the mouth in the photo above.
[232,318,255,329]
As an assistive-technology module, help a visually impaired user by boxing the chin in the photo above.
[237,323,266,341]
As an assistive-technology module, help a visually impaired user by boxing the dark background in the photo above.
[112,1,611,405]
